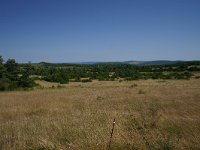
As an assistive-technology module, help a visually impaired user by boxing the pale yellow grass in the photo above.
[0,79,200,150]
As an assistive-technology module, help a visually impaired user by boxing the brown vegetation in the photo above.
[0,79,200,149]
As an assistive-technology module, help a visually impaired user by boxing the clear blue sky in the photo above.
[0,0,200,63]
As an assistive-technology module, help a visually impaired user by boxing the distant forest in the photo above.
[1,55,200,91]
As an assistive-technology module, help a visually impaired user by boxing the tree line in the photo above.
[32,63,194,82]
[1,55,200,91]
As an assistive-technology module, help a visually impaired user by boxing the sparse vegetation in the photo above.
[0,79,200,149]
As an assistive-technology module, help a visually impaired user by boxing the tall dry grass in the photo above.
[0,79,200,149]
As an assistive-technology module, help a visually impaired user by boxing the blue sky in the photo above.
[0,0,200,63]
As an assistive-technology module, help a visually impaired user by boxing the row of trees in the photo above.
[0,56,36,91]
[1,55,198,91]
[31,63,194,82]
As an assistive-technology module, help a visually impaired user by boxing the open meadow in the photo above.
[0,79,200,150]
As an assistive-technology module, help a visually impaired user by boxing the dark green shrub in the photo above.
[0,78,17,91]
[81,78,92,82]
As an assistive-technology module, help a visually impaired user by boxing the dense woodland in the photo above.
[0,55,200,91]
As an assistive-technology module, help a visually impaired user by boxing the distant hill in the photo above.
[124,60,179,66]
[35,60,200,66]
[74,60,180,65]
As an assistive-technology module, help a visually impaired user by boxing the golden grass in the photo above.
[0,79,200,149]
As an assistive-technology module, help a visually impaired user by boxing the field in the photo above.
[0,79,200,150]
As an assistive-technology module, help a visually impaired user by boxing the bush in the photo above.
[81,78,92,83]
[44,73,69,84]
[18,77,36,88]
[0,78,18,91]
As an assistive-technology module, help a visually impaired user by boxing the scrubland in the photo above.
[0,79,200,150]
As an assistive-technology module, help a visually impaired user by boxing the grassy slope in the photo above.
[0,79,200,150]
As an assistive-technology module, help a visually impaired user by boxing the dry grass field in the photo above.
[0,79,200,150]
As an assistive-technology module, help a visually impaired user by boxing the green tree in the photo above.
[5,59,19,81]
[18,62,35,88]
[0,56,5,78]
